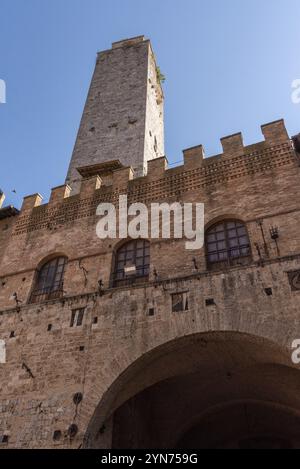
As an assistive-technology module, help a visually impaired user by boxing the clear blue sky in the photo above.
[1,0,300,207]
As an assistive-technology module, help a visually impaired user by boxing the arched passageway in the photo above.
[85,332,300,449]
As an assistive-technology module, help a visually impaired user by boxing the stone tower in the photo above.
[66,36,164,192]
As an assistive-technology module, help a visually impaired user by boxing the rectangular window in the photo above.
[70,308,85,327]
[171,292,189,313]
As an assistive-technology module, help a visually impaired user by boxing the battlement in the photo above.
[21,119,293,206]
[183,119,289,167]
[13,119,297,236]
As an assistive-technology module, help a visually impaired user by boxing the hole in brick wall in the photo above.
[22,278,26,282]
[1,282,6,286]
[205,299,215,306]
[9,331,15,338]
[53,430,62,441]
[1,435,9,444]
[79,346,85,352]
[93,317,98,324]
[73,392,83,405]
[265,288,273,296]
[47,324,52,331]
[68,424,78,439]
[89,127,95,133]
[148,308,155,317]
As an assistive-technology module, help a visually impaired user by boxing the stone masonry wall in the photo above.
[0,120,299,447]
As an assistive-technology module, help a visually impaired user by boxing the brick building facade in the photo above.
[1,36,300,449]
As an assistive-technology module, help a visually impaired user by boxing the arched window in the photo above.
[30,256,67,303]
[112,239,150,287]
[206,220,251,270]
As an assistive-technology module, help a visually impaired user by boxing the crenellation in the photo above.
[183,145,205,170]
[146,156,168,179]
[79,176,102,198]
[21,194,43,212]
[112,167,134,190]
[49,185,71,205]
[10,135,297,238]
[261,119,290,145]
[220,132,244,158]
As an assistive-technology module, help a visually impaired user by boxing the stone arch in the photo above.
[205,213,247,232]
[35,252,69,271]
[80,325,300,448]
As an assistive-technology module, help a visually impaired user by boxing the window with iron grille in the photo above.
[206,220,251,270]
[112,240,150,287]
[29,257,67,304]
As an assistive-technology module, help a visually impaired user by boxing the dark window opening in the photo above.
[154,136,158,153]
[172,292,189,313]
[205,298,215,306]
[73,392,83,405]
[53,430,62,441]
[30,257,67,304]
[206,220,251,270]
[112,239,150,288]
[70,308,85,327]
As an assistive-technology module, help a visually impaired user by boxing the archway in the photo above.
[84,332,300,449]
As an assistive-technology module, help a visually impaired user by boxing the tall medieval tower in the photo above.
[66,36,164,192]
